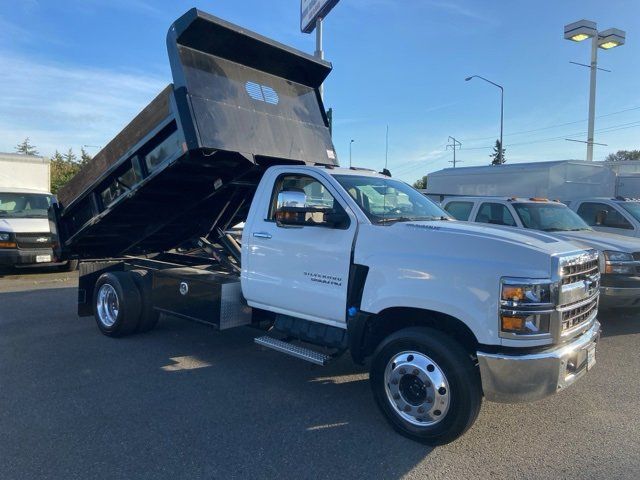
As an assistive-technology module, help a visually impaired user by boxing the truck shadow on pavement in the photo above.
[0,286,431,480]
[599,309,640,338]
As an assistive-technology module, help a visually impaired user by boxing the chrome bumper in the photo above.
[477,320,600,403]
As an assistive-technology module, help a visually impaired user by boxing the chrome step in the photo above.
[254,335,331,366]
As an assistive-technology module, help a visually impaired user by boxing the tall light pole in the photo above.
[564,20,626,161]
[465,75,504,162]
[349,139,354,168]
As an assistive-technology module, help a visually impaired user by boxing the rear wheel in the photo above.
[370,327,482,445]
[93,272,141,337]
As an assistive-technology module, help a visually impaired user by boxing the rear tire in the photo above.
[130,269,160,333]
[93,272,141,337]
[370,326,482,445]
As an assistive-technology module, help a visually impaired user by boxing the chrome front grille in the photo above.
[555,250,600,340]
[560,295,599,333]
[561,259,599,285]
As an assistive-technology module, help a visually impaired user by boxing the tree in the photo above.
[50,149,83,194]
[490,139,506,165]
[15,137,39,156]
[412,175,428,189]
[80,147,93,165]
[605,150,640,162]
[62,148,77,163]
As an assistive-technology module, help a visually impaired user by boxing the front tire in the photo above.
[370,327,482,445]
[93,272,141,337]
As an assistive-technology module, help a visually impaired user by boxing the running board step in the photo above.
[254,336,331,366]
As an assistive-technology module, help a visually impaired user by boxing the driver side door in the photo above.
[243,172,357,327]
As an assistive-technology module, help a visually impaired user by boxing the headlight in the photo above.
[500,278,555,338]
[603,250,636,275]
[0,232,10,241]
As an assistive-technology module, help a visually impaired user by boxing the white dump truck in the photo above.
[53,9,601,444]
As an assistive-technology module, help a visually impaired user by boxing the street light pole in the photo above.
[564,20,626,161]
[586,34,598,162]
[465,75,504,162]
[349,139,354,168]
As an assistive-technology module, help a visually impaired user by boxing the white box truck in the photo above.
[53,9,601,445]
[0,153,76,270]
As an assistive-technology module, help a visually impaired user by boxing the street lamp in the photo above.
[349,139,354,168]
[564,19,626,161]
[465,75,504,163]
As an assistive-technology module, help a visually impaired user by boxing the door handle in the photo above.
[253,232,272,239]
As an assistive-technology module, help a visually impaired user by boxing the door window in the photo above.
[268,174,346,228]
[476,203,516,226]
[576,202,633,230]
[444,201,474,221]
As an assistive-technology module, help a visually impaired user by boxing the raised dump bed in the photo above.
[56,8,338,259]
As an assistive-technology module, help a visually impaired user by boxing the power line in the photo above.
[462,119,640,151]
[462,105,640,143]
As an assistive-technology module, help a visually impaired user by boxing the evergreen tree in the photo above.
[80,147,93,165]
[50,149,83,194]
[490,139,506,165]
[15,137,39,156]
[63,148,77,163]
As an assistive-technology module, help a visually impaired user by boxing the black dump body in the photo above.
[56,9,337,258]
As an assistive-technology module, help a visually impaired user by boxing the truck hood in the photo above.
[0,217,50,233]
[405,220,576,254]
[551,229,640,253]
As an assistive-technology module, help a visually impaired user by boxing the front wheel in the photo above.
[370,327,482,445]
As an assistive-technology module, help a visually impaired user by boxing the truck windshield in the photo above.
[0,192,54,218]
[618,202,640,222]
[513,203,591,232]
[333,174,450,225]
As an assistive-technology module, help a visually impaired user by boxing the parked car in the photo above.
[568,197,640,238]
[442,196,640,308]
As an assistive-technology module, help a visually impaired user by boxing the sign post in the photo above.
[300,0,340,99]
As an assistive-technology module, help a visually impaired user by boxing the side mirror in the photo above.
[275,190,308,227]
[595,210,607,225]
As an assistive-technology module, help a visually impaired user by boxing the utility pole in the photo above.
[447,136,462,168]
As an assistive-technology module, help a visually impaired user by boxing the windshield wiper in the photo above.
[377,216,413,224]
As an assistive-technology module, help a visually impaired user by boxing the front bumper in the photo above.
[477,320,600,403]
[0,248,57,267]
[600,275,640,308]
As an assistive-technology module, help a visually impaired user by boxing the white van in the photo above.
[0,188,76,270]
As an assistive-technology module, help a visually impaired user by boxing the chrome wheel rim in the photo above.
[384,351,450,427]
[96,284,119,327]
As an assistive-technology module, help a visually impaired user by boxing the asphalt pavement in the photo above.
[1,268,639,480]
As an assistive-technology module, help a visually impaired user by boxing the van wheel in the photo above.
[130,269,160,333]
[370,327,482,445]
[93,272,141,337]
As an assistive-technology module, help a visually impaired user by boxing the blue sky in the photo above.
[1,0,638,183]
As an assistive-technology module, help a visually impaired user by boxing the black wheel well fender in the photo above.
[350,307,479,364]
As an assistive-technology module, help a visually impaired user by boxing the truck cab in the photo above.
[442,196,640,308]
[569,197,640,238]
[56,9,602,445]
[0,188,66,269]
